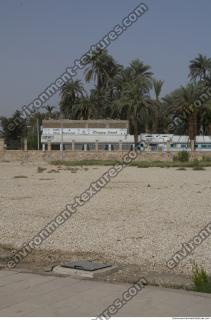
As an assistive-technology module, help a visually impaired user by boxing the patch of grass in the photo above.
[47,170,59,173]
[192,262,211,293]
[173,151,190,162]
[202,155,211,162]
[192,159,205,170]
[193,166,205,170]
[13,175,28,179]
[37,167,47,173]
[137,163,150,168]
[50,160,121,166]
[50,159,211,168]
[177,167,187,170]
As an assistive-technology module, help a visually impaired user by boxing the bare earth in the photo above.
[0,161,211,277]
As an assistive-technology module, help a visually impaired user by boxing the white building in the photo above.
[41,120,135,151]
[41,120,211,152]
[140,134,211,151]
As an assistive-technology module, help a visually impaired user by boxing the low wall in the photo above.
[0,150,211,162]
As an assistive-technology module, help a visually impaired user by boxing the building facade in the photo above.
[41,120,135,151]
[41,120,211,153]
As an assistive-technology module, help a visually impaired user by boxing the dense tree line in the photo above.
[1,51,211,149]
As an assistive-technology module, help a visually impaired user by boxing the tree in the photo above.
[84,49,120,113]
[84,49,119,91]
[165,84,204,142]
[44,105,55,119]
[189,54,211,82]
[60,80,86,118]
[125,59,153,85]
[112,59,153,144]
[0,111,26,149]
[73,97,97,120]
[112,59,153,143]
[151,79,164,133]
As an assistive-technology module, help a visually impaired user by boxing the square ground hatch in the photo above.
[61,260,112,272]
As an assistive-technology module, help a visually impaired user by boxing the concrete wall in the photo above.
[0,139,5,151]
[0,150,211,162]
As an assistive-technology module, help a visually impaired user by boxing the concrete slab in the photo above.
[0,270,211,316]
[53,265,118,278]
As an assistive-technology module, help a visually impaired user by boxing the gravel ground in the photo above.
[0,161,211,276]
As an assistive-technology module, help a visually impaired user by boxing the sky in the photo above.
[0,0,211,117]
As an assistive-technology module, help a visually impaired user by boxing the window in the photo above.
[111,144,119,151]
[201,144,211,149]
[99,143,109,151]
[87,143,96,151]
[75,143,84,151]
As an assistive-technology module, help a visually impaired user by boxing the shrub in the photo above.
[37,167,46,173]
[173,151,190,162]
[192,159,205,170]
[192,262,211,293]
[202,155,211,162]
[193,166,205,171]
[13,175,28,179]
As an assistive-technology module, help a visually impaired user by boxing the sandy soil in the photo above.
[0,161,211,277]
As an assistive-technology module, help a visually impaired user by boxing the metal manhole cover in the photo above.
[61,260,112,271]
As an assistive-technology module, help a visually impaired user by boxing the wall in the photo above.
[0,139,5,151]
[0,150,211,162]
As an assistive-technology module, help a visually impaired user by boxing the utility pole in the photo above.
[60,114,64,160]
[37,118,40,150]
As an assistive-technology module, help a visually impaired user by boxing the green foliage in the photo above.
[192,159,200,166]
[37,167,46,173]
[173,151,190,162]
[192,159,205,170]
[192,262,211,293]
[49,159,211,168]
[13,175,28,179]
[193,166,205,170]
[202,155,211,161]
[50,160,121,166]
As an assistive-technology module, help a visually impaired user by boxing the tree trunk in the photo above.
[207,124,211,135]
[133,118,139,145]
[188,111,198,141]
[153,104,159,133]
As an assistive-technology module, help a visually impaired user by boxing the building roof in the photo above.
[141,134,211,144]
[42,120,129,129]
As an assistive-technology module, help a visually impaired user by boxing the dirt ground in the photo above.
[0,161,211,282]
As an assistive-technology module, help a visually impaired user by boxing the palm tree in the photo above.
[151,79,164,133]
[84,49,119,91]
[84,49,120,113]
[189,54,211,82]
[44,105,55,119]
[60,80,86,118]
[165,84,204,143]
[125,59,153,85]
[73,97,96,120]
[113,81,151,144]
[112,60,153,143]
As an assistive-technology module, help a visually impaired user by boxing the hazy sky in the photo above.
[0,0,211,116]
